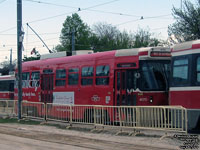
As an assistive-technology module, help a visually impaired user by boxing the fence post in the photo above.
[102,106,104,125]
[163,107,167,129]
[6,101,8,116]
[45,103,47,122]
[118,107,122,128]
[94,106,96,125]
[185,109,188,133]
[70,105,72,126]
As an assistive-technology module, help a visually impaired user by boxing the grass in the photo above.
[0,117,41,125]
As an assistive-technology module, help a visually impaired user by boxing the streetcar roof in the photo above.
[171,39,200,56]
[0,75,15,81]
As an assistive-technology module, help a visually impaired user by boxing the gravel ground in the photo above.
[0,122,196,150]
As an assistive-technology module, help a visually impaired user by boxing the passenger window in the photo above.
[96,65,109,85]
[81,66,93,85]
[31,71,40,87]
[172,58,189,85]
[68,68,79,85]
[196,57,200,82]
[56,69,66,86]
[22,72,30,88]
[43,69,53,74]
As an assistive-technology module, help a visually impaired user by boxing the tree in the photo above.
[168,0,200,43]
[0,60,16,75]
[132,28,161,48]
[56,13,92,52]
[23,48,40,62]
[91,22,131,52]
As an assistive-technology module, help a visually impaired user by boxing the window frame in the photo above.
[68,68,79,86]
[55,69,66,87]
[95,65,110,86]
[171,55,191,87]
[81,66,94,86]
[22,72,30,88]
[31,71,40,87]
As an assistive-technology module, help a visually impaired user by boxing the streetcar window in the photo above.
[69,68,79,73]
[22,72,30,88]
[139,61,170,91]
[81,67,93,77]
[126,70,137,90]
[31,71,40,87]
[56,69,66,86]
[22,72,30,80]
[196,57,200,82]
[81,66,93,85]
[68,68,79,85]
[96,66,109,76]
[0,80,14,91]
[96,65,109,85]
[43,69,53,74]
[172,58,189,85]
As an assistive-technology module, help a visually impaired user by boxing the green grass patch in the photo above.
[0,117,41,125]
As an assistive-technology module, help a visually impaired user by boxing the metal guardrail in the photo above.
[0,100,188,133]
[0,100,17,117]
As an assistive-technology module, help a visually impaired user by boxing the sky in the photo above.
[0,0,197,64]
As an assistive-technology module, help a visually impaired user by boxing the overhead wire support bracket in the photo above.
[26,23,53,53]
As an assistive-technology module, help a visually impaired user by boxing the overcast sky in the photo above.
[0,0,197,63]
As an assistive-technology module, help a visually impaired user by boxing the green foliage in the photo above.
[168,0,200,43]
[23,48,40,62]
[23,56,40,62]
[0,118,41,125]
[57,13,92,52]
[91,23,131,52]
[0,60,16,75]
[56,14,162,53]
[133,28,160,48]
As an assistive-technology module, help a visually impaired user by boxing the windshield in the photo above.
[139,60,170,91]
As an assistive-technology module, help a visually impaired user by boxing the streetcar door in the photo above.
[41,70,54,103]
[115,70,137,106]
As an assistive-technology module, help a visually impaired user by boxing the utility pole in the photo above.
[72,28,75,52]
[17,0,23,120]
[9,48,12,72]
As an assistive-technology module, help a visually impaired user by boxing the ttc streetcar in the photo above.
[170,40,200,131]
[15,47,171,119]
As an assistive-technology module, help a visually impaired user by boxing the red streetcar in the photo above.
[0,75,15,100]
[170,40,200,131]
[15,47,171,119]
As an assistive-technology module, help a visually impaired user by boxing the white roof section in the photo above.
[173,40,200,51]
[40,51,67,60]
[0,75,15,81]
[40,50,94,60]
[115,47,170,57]
[72,50,93,56]
[115,48,139,57]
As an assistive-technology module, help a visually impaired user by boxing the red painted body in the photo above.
[170,90,200,109]
[15,48,170,119]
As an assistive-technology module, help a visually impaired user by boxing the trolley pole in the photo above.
[17,0,23,120]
